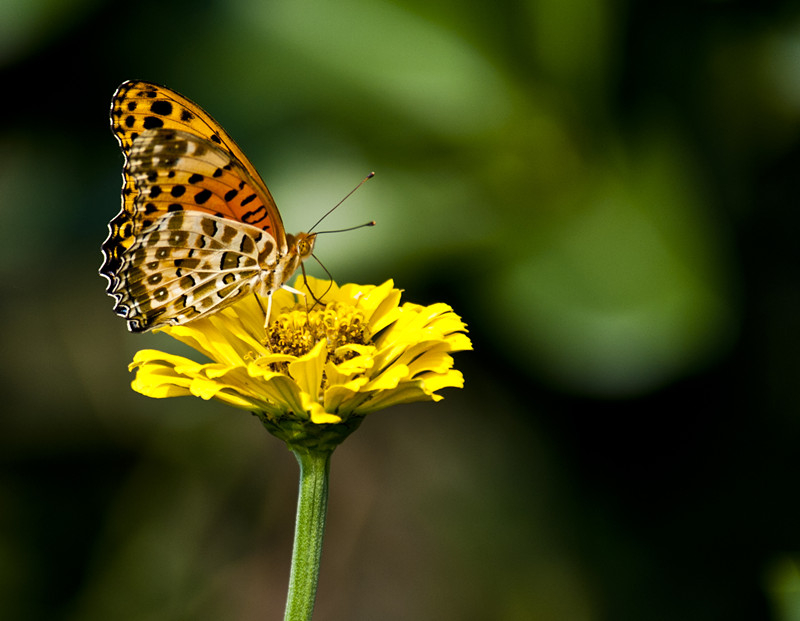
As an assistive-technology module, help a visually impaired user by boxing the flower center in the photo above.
[266,302,371,362]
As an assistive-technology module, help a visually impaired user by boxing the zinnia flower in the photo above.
[130,276,471,451]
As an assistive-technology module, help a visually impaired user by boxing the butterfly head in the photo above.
[288,232,316,260]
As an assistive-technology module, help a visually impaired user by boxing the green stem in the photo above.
[284,449,332,621]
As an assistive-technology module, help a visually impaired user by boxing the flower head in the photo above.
[130,277,471,451]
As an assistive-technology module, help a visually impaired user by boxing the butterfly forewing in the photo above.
[124,128,286,238]
[110,80,270,189]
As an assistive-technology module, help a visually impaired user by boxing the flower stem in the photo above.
[284,449,332,621]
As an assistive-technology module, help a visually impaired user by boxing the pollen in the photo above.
[266,302,371,363]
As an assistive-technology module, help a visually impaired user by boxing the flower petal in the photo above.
[365,362,411,391]
[288,339,328,401]
[356,381,434,412]
[300,391,342,424]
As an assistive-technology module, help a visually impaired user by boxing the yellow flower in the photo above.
[130,277,471,451]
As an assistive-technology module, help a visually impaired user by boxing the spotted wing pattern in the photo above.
[107,129,282,331]
[101,80,312,333]
[109,79,279,214]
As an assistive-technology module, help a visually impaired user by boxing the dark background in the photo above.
[2,0,800,619]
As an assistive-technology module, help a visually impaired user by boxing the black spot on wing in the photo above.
[143,116,164,129]
[242,205,267,224]
[149,100,173,116]
[194,189,212,205]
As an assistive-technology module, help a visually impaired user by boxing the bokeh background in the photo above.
[2,0,800,619]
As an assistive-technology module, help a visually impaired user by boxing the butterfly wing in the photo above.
[102,126,284,331]
[109,80,279,218]
[102,80,292,331]
[107,80,286,238]
[116,209,277,332]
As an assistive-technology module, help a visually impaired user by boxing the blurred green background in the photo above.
[2,0,800,619]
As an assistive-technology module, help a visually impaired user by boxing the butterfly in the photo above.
[100,80,316,333]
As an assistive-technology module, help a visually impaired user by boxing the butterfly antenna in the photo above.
[300,264,312,314]
[300,262,333,309]
[308,172,375,234]
[313,221,376,235]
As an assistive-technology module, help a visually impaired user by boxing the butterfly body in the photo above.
[101,81,314,332]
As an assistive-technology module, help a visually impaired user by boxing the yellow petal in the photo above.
[288,339,328,399]
[332,349,375,375]
[262,375,307,417]
[131,377,192,399]
[420,369,465,393]
[444,332,473,352]
[129,348,198,371]
[400,342,455,376]
[365,362,410,391]
[300,392,342,424]
[322,385,357,412]
[355,382,433,413]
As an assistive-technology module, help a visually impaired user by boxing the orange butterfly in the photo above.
[100,80,316,332]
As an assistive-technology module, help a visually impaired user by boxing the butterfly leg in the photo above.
[281,284,310,314]
[256,287,306,329]
[252,292,273,329]
[264,292,274,329]
[281,284,305,297]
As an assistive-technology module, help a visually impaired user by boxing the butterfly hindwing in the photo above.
[114,211,280,332]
